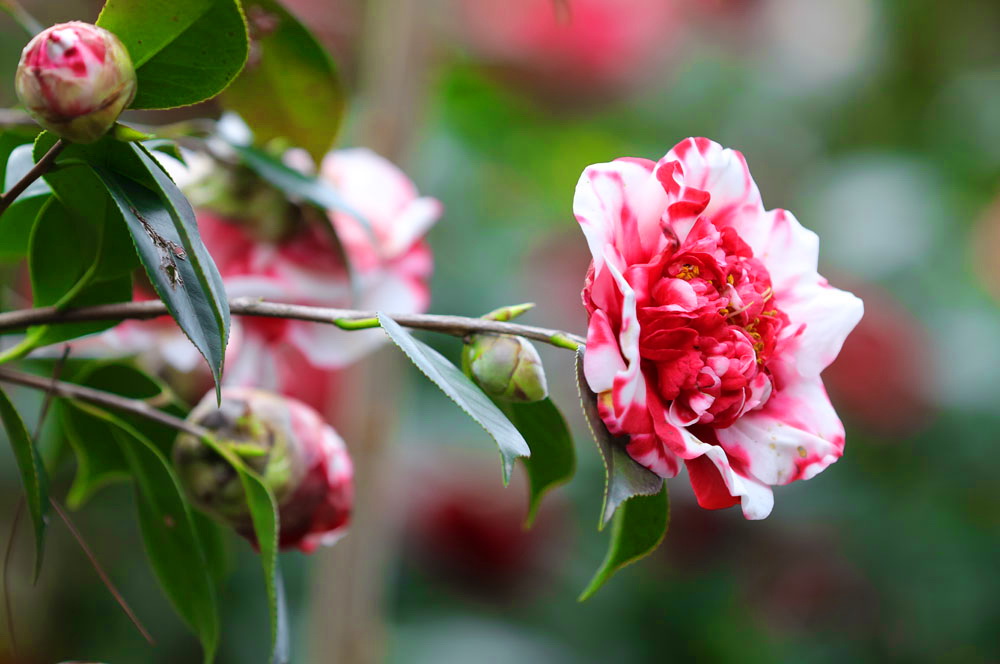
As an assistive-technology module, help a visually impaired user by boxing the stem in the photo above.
[50,499,155,645]
[0,297,588,350]
[0,367,209,439]
[0,139,65,217]
[2,499,22,661]
[0,0,42,36]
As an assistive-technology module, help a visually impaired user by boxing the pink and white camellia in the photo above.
[576,137,863,519]
[101,148,440,403]
[177,387,354,553]
[15,21,136,143]
[220,147,440,389]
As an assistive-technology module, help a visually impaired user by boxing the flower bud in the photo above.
[174,388,353,553]
[15,22,136,144]
[462,334,549,402]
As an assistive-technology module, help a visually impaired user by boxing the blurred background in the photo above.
[1,0,999,662]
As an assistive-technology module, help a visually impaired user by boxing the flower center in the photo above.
[637,220,790,428]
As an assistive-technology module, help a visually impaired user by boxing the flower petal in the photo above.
[574,157,666,272]
[778,277,865,379]
[715,377,846,486]
[660,137,764,234]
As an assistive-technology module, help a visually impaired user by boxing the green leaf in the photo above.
[0,142,51,259]
[74,402,219,662]
[575,350,663,527]
[0,386,48,580]
[578,482,669,602]
[221,0,345,161]
[59,360,178,508]
[226,140,369,231]
[497,398,575,527]
[97,0,249,109]
[378,313,530,484]
[0,195,132,360]
[0,194,46,261]
[94,143,231,393]
[198,436,287,663]
[60,403,130,509]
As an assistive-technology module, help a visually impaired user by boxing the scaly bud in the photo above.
[174,388,353,553]
[462,334,549,402]
[15,22,136,143]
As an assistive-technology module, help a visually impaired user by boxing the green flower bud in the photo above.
[462,334,549,402]
[15,22,136,143]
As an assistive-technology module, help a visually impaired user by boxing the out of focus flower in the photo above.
[97,147,441,405]
[455,0,680,101]
[175,387,353,553]
[401,452,569,599]
[824,282,934,437]
[15,22,136,143]
[576,137,863,519]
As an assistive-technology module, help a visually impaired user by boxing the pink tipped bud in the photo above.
[174,388,354,553]
[15,22,136,143]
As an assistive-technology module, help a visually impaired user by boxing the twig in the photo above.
[50,499,155,645]
[2,498,22,661]
[0,139,65,217]
[0,297,587,350]
[0,0,42,36]
[0,367,209,439]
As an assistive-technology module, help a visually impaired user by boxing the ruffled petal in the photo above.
[685,448,775,519]
[754,208,820,294]
[574,157,666,272]
[660,137,764,235]
[715,377,846,486]
[778,277,865,379]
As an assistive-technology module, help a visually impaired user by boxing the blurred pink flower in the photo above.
[99,148,440,405]
[577,137,863,519]
[824,282,933,437]
[455,0,680,99]
[401,453,570,599]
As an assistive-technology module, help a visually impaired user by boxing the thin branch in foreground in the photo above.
[50,499,155,645]
[0,297,587,350]
[0,367,208,439]
[2,498,23,661]
[0,139,64,217]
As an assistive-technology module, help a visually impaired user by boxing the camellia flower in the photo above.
[455,0,679,100]
[98,147,440,405]
[576,137,863,519]
[175,387,354,553]
[15,21,136,143]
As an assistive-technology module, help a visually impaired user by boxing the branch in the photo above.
[0,297,587,350]
[0,367,209,439]
[0,139,64,217]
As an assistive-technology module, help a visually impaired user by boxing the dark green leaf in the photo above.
[193,511,231,587]
[97,0,249,109]
[143,139,186,164]
[575,350,663,527]
[74,402,219,662]
[0,386,48,580]
[498,398,575,527]
[578,482,669,601]
[378,314,530,484]
[94,143,230,393]
[58,360,179,507]
[60,403,130,509]
[198,435,287,663]
[227,141,369,230]
[222,0,345,161]
[0,194,46,261]
[0,196,132,360]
